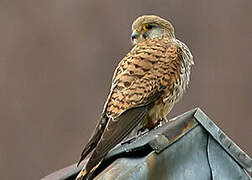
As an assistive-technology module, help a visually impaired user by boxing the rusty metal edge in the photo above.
[147,112,198,153]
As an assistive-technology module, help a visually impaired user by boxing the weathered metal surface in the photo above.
[207,136,251,180]
[40,108,252,180]
[97,126,211,180]
[194,108,252,173]
[148,115,197,153]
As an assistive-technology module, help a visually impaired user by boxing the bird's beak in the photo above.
[131,30,140,44]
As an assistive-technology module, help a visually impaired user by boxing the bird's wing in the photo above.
[81,38,186,174]
[106,38,184,118]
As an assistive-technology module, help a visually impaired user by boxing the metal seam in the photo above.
[206,134,213,180]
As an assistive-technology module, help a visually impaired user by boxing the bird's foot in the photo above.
[158,116,169,126]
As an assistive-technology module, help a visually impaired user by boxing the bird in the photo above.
[76,15,194,180]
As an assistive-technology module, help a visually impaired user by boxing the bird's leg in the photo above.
[136,127,153,138]
[156,116,169,128]
[137,127,147,135]
[163,116,169,122]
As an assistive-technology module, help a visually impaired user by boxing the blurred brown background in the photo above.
[0,0,251,179]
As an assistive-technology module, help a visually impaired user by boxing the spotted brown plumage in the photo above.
[76,15,194,180]
[107,38,183,118]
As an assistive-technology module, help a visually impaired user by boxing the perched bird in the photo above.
[76,15,194,180]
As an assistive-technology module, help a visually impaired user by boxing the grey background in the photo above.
[0,0,251,179]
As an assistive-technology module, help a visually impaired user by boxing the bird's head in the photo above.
[131,15,175,45]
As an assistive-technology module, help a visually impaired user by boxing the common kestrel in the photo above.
[76,15,194,180]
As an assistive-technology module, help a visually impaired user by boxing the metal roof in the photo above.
[41,108,252,180]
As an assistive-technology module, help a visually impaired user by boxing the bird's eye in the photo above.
[143,24,153,31]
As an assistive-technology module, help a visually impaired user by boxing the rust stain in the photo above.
[164,117,197,142]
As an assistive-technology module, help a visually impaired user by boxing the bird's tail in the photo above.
[77,116,108,166]
[76,167,88,180]
[76,161,101,180]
